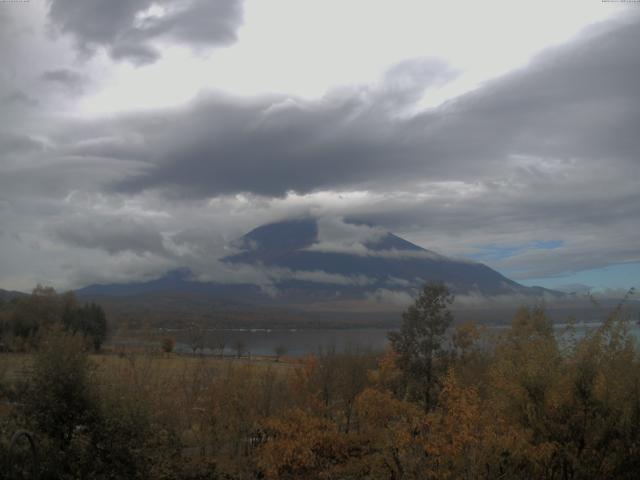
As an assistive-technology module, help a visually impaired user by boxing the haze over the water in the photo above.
[0,0,638,295]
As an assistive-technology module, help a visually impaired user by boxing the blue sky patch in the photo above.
[522,261,640,292]
[471,240,564,261]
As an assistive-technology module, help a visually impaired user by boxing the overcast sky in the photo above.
[0,0,638,293]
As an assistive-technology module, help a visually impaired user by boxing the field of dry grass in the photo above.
[1,349,296,428]
[0,347,301,478]
[1,348,295,381]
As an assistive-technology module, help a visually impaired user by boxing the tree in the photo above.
[79,303,108,351]
[161,336,175,354]
[354,387,425,478]
[335,347,374,433]
[186,322,206,355]
[212,328,226,358]
[62,300,108,352]
[388,283,454,411]
[20,327,96,457]
[451,320,482,358]
[6,287,108,351]
[257,408,346,480]
[9,285,61,347]
[18,327,181,478]
[274,344,287,362]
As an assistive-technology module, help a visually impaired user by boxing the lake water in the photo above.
[171,328,392,357]
[164,320,640,357]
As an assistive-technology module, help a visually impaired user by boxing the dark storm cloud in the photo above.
[110,43,160,65]
[47,0,244,64]
[105,59,458,197]
[113,94,412,196]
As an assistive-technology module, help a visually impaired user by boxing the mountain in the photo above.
[77,268,261,299]
[0,288,28,302]
[78,217,554,304]
[223,218,548,298]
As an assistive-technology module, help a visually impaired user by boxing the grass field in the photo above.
[1,348,296,385]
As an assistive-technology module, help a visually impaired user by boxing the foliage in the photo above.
[2,285,640,479]
[19,327,96,452]
[63,301,108,351]
[257,408,346,479]
[0,285,108,351]
[161,336,176,354]
[10,328,184,479]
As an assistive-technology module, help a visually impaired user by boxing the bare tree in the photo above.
[211,329,226,358]
[233,338,246,359]
[187,322,206,355]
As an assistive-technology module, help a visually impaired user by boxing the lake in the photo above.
[163,320,640,357]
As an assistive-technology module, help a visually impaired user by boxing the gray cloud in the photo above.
[1,14,639,291]
[0,133,45,155]
[41,68,88,94]
[198,264,375,291]
[52,216,167,256]
[366,288,414,306]
[2,91,39,108]
[110,42,159,65]
[81,18,638,202]
[98,59,458,197]
[47,0,244,64]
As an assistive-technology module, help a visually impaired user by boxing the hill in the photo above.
[0,288,28,302]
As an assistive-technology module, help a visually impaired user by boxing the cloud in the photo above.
[46,0,244,64]
[110,42,159,65]
[51,215,168,256]
[316,217,386,244]
[189,261,376,297]
[83,19,637,204]
[45,210,380,292]
[40,68,89,94]
[304,242,446,261]
[303,217,386,256]
[554,283,593,295]
[0,133,45,155]
[2,91,39,108]
[90,59,457,197]
[108,91,414,197]
[1,14,640,290]
[366,289,414,307]
[452,291,560,310]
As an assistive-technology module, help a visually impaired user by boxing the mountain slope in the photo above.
[0,288,28,302]
[78,217,551,303]
[223,218,537,297]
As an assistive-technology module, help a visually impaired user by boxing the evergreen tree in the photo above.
[388,283,454,411]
